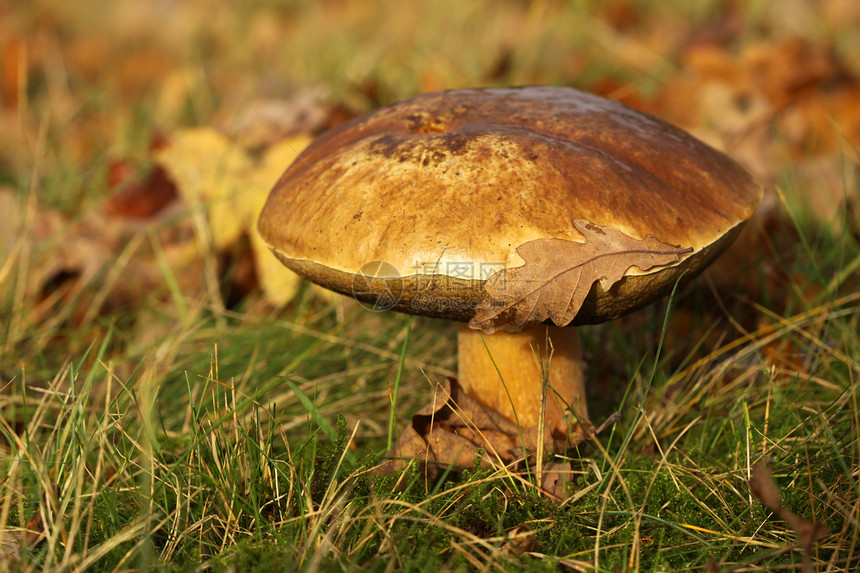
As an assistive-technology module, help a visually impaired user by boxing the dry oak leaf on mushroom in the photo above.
[470,219,693,335]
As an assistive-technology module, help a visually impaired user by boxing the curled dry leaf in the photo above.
[749,462,783,512]
[103,164,178,220]
[749,463,830,556]
[470,220,692,334]
[374,378,586,484]
[500,524,538,557]
[0,501,46,564]
[540,461,573,500]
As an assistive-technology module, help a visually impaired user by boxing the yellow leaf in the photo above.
[155,128,249,250]
[249,230,301,306]
[155,128,317,305]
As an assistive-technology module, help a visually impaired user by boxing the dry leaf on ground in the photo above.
[654,38,860,182]
[0,505,46,564]
[749,463,784,512]
[375,378,585,484]
[219,89,333,148]
[470,220,691,334]
[500,523,538,557]
[792,154,860,238]
[749,463,830,568]
[29,207,202,327]
[154,128,314,305]
[104,164,178,220]
[540,461,574,500]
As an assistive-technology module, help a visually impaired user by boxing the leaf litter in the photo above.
[375,378,620,501]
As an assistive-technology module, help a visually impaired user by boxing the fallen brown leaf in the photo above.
[103,165,178,220]
[106,157,138,189]
[219,89,333,148]
[654,36,860,186]
[500,523,538,557]
[749,462,830,569]
[0,502,47,564]
[540,461,573,500]
[749,463,783,512]
[3,190,204,351]
[470,220,691,334]
[375,378,585,482]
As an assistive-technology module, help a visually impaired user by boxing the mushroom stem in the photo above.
[457,323,588,434]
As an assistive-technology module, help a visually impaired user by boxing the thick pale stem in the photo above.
[457,324,588,433]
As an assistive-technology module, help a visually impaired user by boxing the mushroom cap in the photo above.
[258,87,762,326]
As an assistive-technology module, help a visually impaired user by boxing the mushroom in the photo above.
[257,87,762,464]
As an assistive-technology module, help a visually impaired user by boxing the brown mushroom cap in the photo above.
[258,87,762,325]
